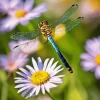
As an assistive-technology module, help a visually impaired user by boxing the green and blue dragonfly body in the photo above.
[48,35,73,72]
[10,4,84,73]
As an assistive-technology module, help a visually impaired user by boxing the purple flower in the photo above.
[0,0,47,32]
[0,0,21,13]
[14,57,64,99]
[80,37,100,79]
[0,41,28,72]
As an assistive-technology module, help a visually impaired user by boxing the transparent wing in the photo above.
[53,17,84,36]
[10,29,41,40]
[66,17,84,32]
[13,39,39,54]
[50,4,78,28]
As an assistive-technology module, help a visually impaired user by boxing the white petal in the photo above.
[19,68,31,76]
[32,57,39,71]
[50,76,62,82]
[10,0,21,8]
[25,87,36,99]
[50,61,59,70]
[38,57,42,63]
[25,12,41,20]
[41,84,45,94]
[47,82,58,88]
[81,61,96,71]
[22,88,31,97]
[35,86,40,95]
[15,79,30,83]
[0,55,8,69]
[44,83,50,93]
[48,61,59,74]
[51,68,64,77]
[43,58,49,71]
[49,80,63,84]
[20,19,29,25]
[2,17,19,31]
[85,38,100,54]
[37,57,43,70]
[55,75,65,78]
[16,0,24,9]
[16,71,27,78]
[53,65,62,72]
[26,65,35,74]
[15,83,29,88]
[46,58,54,71]
[80,53,94,60]
[30,87,37,96]
[24,0,34,11]
[14,77,25,80]
[95,67,100,79]
[32,3,47,13]
[18,84,32,93]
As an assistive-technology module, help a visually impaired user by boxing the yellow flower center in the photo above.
[95,54,100,65]
[31,70,50,85]
[15,10,27,18]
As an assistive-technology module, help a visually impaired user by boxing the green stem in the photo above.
[7,72,12,80]
[46,91,56,100]
[1,81,8,100]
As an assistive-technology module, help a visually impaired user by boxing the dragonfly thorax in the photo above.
[38,20,52,37]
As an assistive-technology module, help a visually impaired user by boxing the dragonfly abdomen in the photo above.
[57,51,73,73]
[48,36,59,52]
[48,36,73,73]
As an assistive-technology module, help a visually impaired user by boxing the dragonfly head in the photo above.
[38,20,48,28]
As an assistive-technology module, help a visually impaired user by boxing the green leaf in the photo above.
[50,4,78,28]
[66,17,84,32]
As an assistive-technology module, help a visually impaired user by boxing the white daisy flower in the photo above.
[1,0,47,32]
[14,57,65,99]
[80,37,100,79]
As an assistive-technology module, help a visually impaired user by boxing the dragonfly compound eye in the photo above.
[41,20,48,25]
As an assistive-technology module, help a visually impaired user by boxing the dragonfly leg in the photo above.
[44,38,48,44]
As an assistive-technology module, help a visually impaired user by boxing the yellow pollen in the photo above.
[95,54,100,65]
[31,70,50,85]
[15,10,27,18]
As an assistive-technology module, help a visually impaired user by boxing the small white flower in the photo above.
[1,0,47,32]
[14,57,65,99]
[80,37,100,79]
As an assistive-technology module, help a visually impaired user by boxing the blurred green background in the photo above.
[0,0,100,100]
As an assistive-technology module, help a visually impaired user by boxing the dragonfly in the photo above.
[10,4,84,73]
